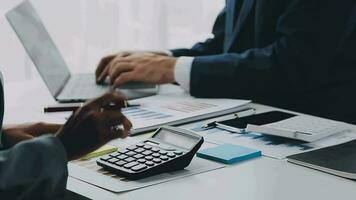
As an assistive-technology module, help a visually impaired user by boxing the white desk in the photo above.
[4,80,356,200]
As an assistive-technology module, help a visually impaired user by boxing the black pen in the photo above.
[44,101,140,113]
[202,108,256,129]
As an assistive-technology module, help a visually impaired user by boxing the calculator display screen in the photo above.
[154,129,198,149]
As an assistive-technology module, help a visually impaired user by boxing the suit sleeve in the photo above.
[170,7,226,57]
[0,135,68,199]
[189,0,356,100]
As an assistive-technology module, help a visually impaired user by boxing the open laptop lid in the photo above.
[6,0,71,98]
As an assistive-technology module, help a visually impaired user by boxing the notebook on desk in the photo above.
[287,140,356,180]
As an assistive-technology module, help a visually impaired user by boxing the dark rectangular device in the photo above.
[220,111,296,129]
[97,126,204,180]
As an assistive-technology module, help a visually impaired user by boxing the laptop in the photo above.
[6,0,157,102]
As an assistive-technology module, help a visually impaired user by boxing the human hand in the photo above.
[55,92,132,160]
[96,51,176,86]
[2,122,61,148]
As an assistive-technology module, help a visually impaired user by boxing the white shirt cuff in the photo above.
[174,56,194,92]
[163,50,173,56]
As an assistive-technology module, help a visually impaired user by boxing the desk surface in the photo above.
[4,80,356,200]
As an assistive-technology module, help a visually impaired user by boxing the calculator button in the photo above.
[124,162,139,169]
[131,164,147,172]
[159,150,167,155]
[134,154,144,159]
[118,149,129,154]
[153,158,162,163]
[152,153,160,158]
[126,146,137,151]
[109,152,120,157]
[174,151,183,155]
[142,150,152,156]
[167,153,176,158]
[115,160,127,166]
[145,161,154,166]
[117,154,128,160]
[108,158,119,163]
[126,151,137,156]
[143,145,152,150]
[136,143,145,148]
[145,156,153,161]
[137,159,146,164]
[134,148,145,153]
[160,155,169,161]
[125,157,136,162]
[151,148,160,153]
[100,155,111,161]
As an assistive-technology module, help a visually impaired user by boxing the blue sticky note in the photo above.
[197,144,261,164]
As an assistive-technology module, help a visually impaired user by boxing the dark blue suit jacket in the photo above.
[0,73,68,199]
[172,0,356,123]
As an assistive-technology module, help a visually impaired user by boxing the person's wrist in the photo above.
[55,133,68,157]
[165,57,177,83]
[55,129,76,160]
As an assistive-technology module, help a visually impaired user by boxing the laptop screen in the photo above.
[6,0,71,97]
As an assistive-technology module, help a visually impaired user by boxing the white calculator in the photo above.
[245,112,349,142]
[217,111,349,142]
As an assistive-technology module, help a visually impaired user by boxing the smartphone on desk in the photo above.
[220,111,296,129]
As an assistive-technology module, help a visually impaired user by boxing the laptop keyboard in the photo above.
[58,74,157,101]
[60,75,108,100]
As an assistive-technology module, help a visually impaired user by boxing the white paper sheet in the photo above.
[68,156,224,193]
[125,95,250,134]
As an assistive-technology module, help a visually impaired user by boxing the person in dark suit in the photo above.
[0,70,132,199]
[95,0,356,123]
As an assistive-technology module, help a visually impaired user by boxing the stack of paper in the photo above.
[125,95,250,135]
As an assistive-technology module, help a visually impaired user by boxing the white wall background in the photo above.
[0,0,224,83]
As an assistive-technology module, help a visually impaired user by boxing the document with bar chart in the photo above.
[124,95,250,135]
